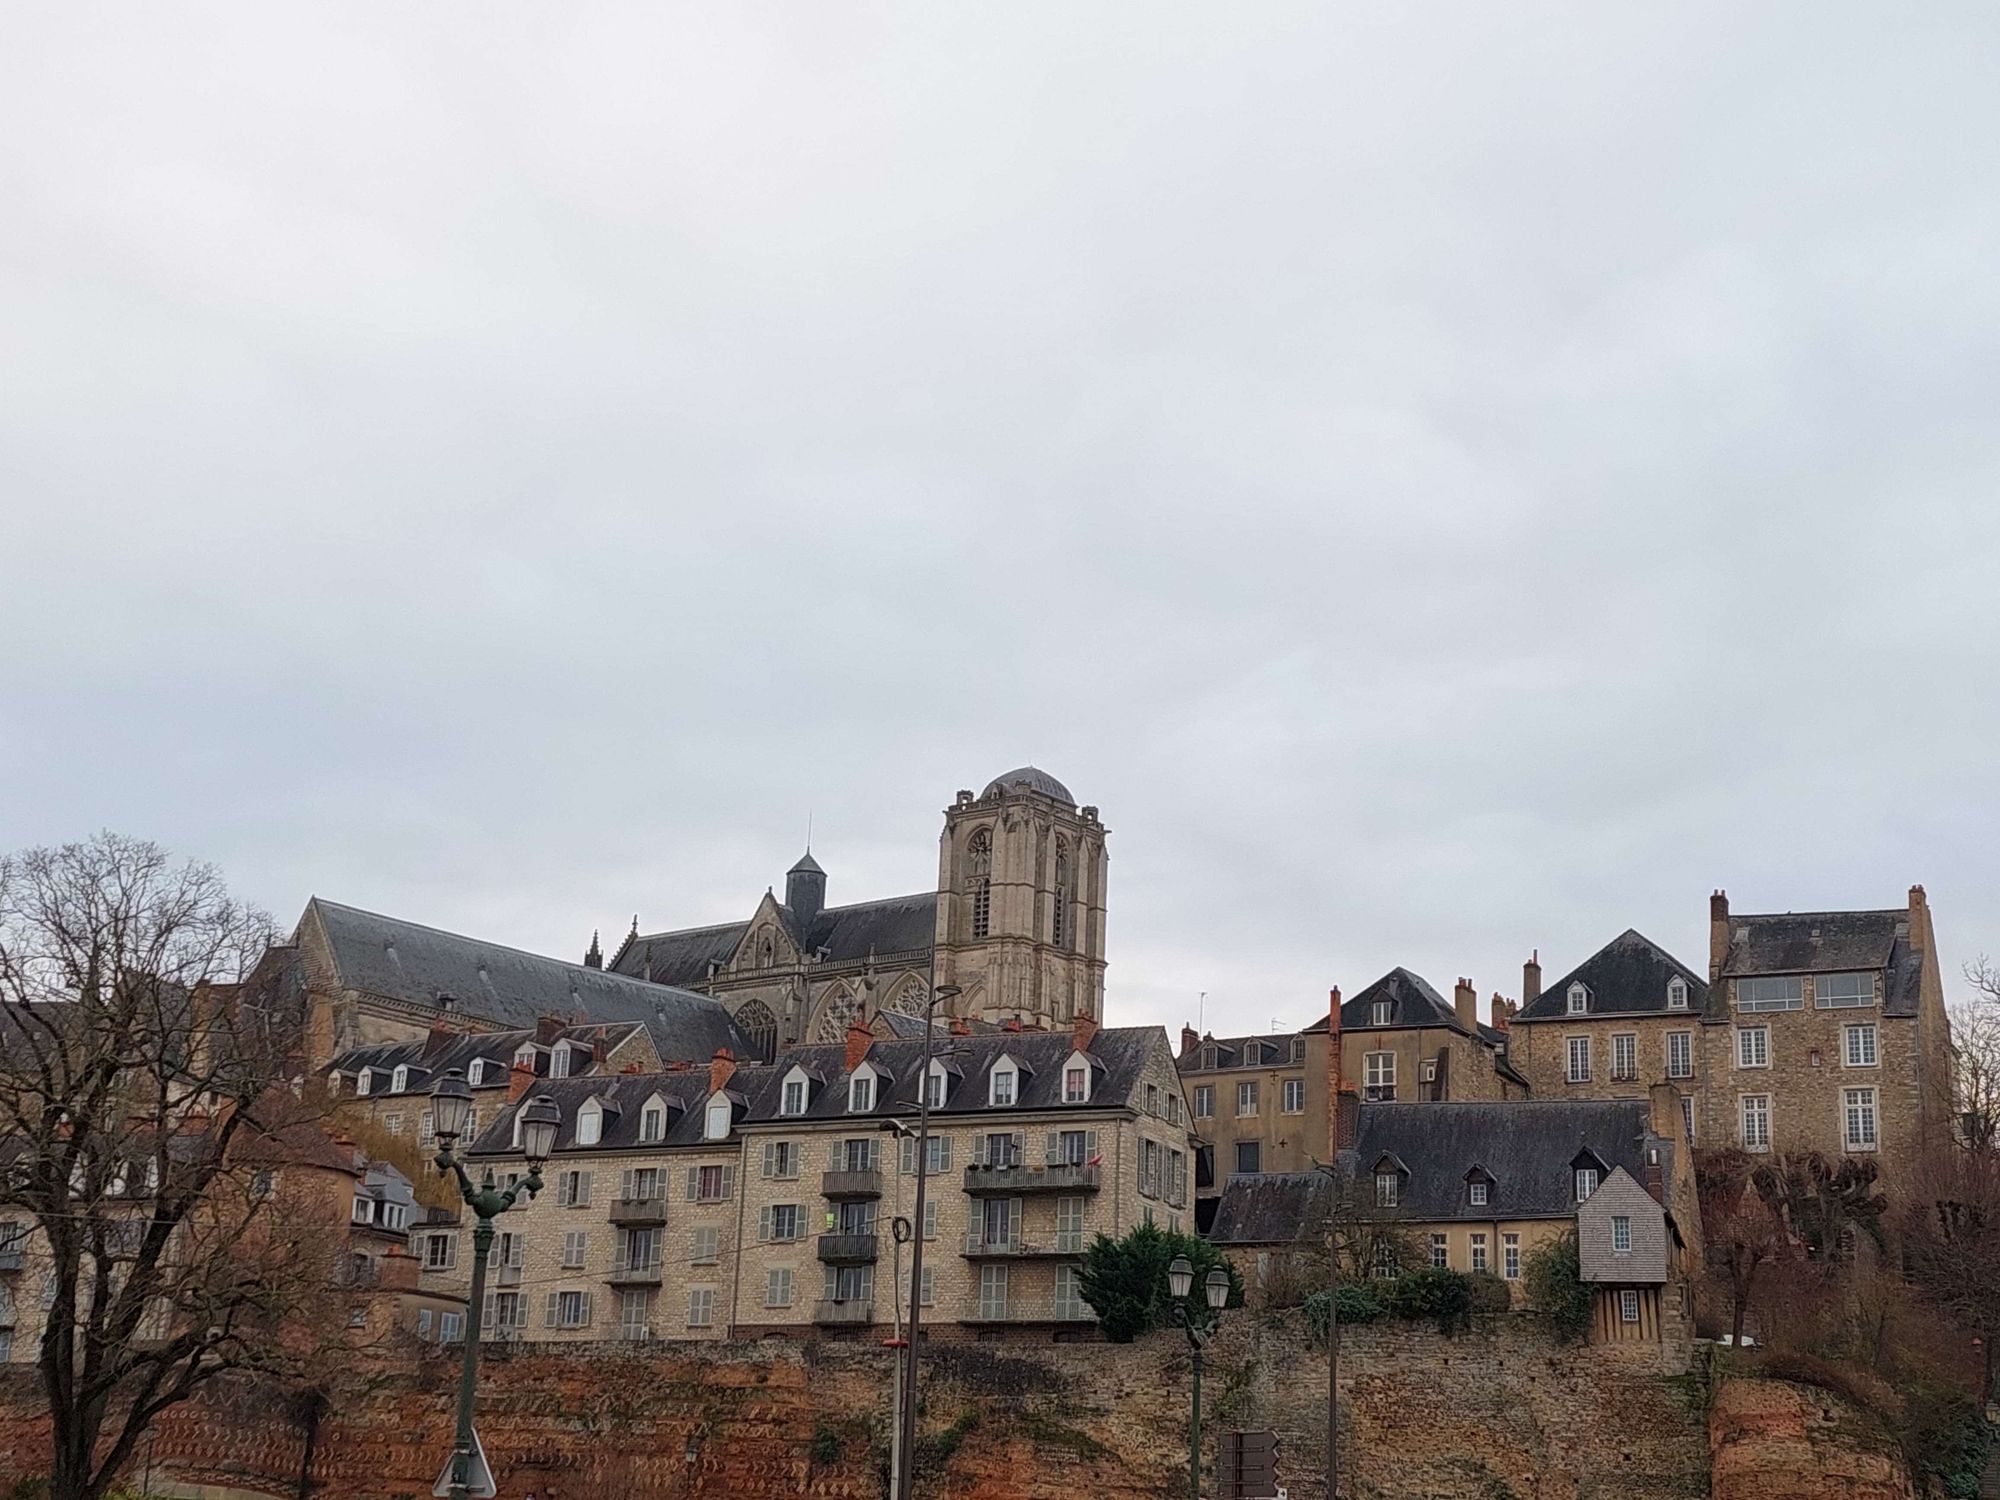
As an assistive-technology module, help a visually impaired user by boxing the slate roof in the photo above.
[305,899,748,1060]
[1302,968,1467,1035]
[465,1026,1175,1158]
[1343,1100,1665,1223]
[981,766,1075,804]
[1513,930,1709,1023]
[612,893,939,987]
[1208,1172,1337,1246]
[1177,1033,1307,1073]
[325,1021,646,1095]
[1712,909,1923,1018]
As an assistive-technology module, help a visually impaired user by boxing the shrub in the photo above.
[1465,1271,1512,1315]
[1301,1282,1384,1344]
[1077,1222,1245,1343]
[1522,1231,1592,1343]
[1387,1267,1474,1334]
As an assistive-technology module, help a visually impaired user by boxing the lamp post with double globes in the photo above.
[429,1068,561,1500]
[1168,1255,1232,1500]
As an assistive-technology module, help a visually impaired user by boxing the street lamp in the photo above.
[1168,1255,1231,1500]
[432,1071,560,1500]
[892,979,961,1500]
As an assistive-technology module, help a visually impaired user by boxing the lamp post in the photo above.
[430,1069,561,1500]
[1168,1255,1231,1500]
[893,979,961,1500]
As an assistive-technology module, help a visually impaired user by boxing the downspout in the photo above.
[727,1133,750,1337]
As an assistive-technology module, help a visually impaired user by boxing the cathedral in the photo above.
[596,766,1109,1060]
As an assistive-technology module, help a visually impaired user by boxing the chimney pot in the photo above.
[1073,1012,1099,1054]
[708,1048,737,1097]
[508,1060,535,1102]
[1522,953,1542,1005]
[1453,977,1477,1031]
[844,1018,873,1073]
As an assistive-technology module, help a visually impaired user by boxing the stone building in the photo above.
[1503,930,1709,1145]
[411,1014,1194,1342]
[1698,887,1954,1172]
[605,766,1109,1056]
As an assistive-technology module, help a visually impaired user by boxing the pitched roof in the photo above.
[1176,1033,1306,1073]
[611,893,938,987]
[466,1026,1177,1157]
[1343,1100,1665,1222]
[1302,968,1465,1035]
[1711,907,1924,1019]
[1513,930,1708,1023]
[305,899,747,1061]
[325,1021,646,1093]
[1208,1172,1337,1246]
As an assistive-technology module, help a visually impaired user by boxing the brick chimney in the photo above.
[377,1246,419,1292]
[1489,993,1510,1032]
[709,1047,737,1096]
[1709,890,1731,982]
[1326,987,1345,1159]
[1909,884,1932,954]
[422,1018,458,1062]
[1002,1018,1022,1033]
[1522,952,1541,1006]
[1454,977,1477,1031]
[1073,1012,1099,1053]
[949,1016,971,1037]
[1179,1024,1200,1057]
[508,1060,535,1102]
[845,1017,873,1073]
[535,1014,565,1046]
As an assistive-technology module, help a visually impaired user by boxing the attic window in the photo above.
[1567,984,1589,1015]
[990,1059,1019,1108]
[467,1059,486,1087]
[1290,1038,1305,1063]
[550,1045,573,1080]
[782,1078,807,1117]
[355,1070,373,1097]
[925,1060,949,1110]
[577,1101,603,1147]
[1469,1180,1489,1207]
[390,1065,408,1094]
[849,1071,874,1113]
[514,1045,537,1070]
[1375,1172,1399,1208]
[1199,1046,1218,1070]
[1575,1166,1600,1201]
[704,1097,731,1141]
[1667,978,1689,1010]
[641,1102,667,1143]
[1371,1001,1392,1026]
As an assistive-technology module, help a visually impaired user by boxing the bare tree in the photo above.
[1903,1140,2000,1401]
[1699,1149,1788,1351]
[0,834,332,1500]
[1953,960,2000,1150]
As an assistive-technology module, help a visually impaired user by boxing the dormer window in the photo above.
[1243,1042,1262,1067]
[514,1044,537,1071]
[989,1058,1019,1108]
[389,1065,409,1094]
[1062,1051,1092,1104]
[1372,1001,1392,1026]
[1575,1165,1600,1201]
[640,1096,668,1143]
[1290,1038,1305,1063]
[925,1060,949,1111]
[467,1059,486,1087]
[576,1099,604,1147]
[1667,978,1689,1010]
[1567,983,1589,1015]
[704,1096,732,1141]
[1199,1046,1219,1070]
[849,1069,875,1114]
[781,1066,812,1117]
[550,1044,573,1080]
[1375,1172,1399,1208]
[355,1069,373,1097]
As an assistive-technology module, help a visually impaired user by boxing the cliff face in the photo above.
[1710,1376,1915,1500]
[0,1321,1754,1500]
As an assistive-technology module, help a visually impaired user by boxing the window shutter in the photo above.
[620,1169,634,1202]
[580,1291,592,1326]
[1045,1132,1060,1165]
[685,1167,699,1202]
[1008,1198,1022,1241]
[1085,1130,1099,1161]
[937,1137,951,1171]
[900,1136,915,1174]
[762,1141,776,1178]
[543,1292,559,1328]
[867,1138,880,1171]
[832,1138,847,1168]
[757,1207,772,1244]
[482,1292,495,1328]
[720,1166,735,1201]
[823,1265,838,1299]
[1011,1131,1024,1165]
[446,1235,458,1269]
[578,1171,592,1206]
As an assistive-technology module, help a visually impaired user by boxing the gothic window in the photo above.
[967,829,992,940]
[735,1000,778,1064]
[1052,836,1069,949]
[760,932,775,968]
[814,988,861,1044]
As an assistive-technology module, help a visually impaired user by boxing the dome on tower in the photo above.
[980,766,1075,804]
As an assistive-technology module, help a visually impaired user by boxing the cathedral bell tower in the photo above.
[933,766,1108,1028]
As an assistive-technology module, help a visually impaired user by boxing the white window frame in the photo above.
[1667,977,1689,1010]
[1741,1094,1772,1153]
[1375,1172,1399,1208]
[1844,1023,1878,1069]
[390,1065,409,1094]
[1738,976,1804,1012]
[640,1097,668,1143]
[989,1059,1018,1108]
[1502,1232,1521,1281]
[1574,1167,1599,1201]
[1236,1080,1259,1117]
[1061,1051,1092,1104]
[1619,1289,1640,1323]
[1469,1180,1489,1207]
[1844,1087,1879,1152]
[781,1071,809,1117]
[1469,1232,1488,1274]
[1816,972,1876,1010]
[1193,1085,1213,1119]
[576,1100,602,1147]
[849,1068,876,1114]
[1666,1031,1693,1079]
[1371,1000,1392,1026]
[467,1058,487,1087]
[1736,1026,1770,1070]
[926,1059,950,1110]
[1566,1036,1590,1084]
[704,1096,732,1141]
[550,1043,573,1080]
[1567,983,1589,1015]
[1364,1053,1395,1095]
[1282,1078,1306,1114]
[1430,1233,1448,1269]
[1611,1033,1637,1081]
[354,1069,373,1097]
[1612,1215,1632,1254]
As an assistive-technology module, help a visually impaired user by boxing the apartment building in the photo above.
[417,1014,1196,1342]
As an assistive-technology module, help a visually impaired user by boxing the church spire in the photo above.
[583,930,602,969]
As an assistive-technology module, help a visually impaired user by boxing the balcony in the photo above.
[962,1234,1085,1259]
[963,1161,1101,1195]
[608,1196,669,1226]
[820,1169,883,1199]
[817,1233,879,1264]
[812,1299,873,1326]
[607,1259,664,1287]
[1363,1086,1397,1103]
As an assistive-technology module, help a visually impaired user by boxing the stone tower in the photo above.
[933,766,1109,1027]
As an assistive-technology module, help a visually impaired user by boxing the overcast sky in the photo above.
[4,4,1997,1041]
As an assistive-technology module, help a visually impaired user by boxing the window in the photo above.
[1567,983,1589,1014]
[1236,1081,1259,1117]
[1667,1031,1693,1079]
[694,1165,730,1202]
[562,1230,587,1269]
[1055,1196,1085,1253]
[419,1111,436,1147]
[763,1141,800,1179]
[1667,977,1689,1010]
[1682,1095,1696,1144]
[1612,1215,1632,1253]
[978,1263,1008,1321]
[1469,1180,1489,1207]
[1193,1085,1214,1119]
[919,1265,935,1307]
[1611,1033,1637,1081]
[1234,1140,1261,1175]
[1430,1233,1448,1269]
[550,1045,572,1080]
[1574,1167,1599,1201]
[417,1309,433,1338]
[1736,1026,1770,1069]
[1844,1088,1879,1151]
[1738,976,1803,1012]
[619,1288,654,1338]
[1053,1264,1087,1321]
[354,1069,373,1097]
[467,1058,487,1087]
[1844,1024,1878,1068]
[1145,1083,1160,1116]
[782,1079,807,1116]
[1282,1079,1306,1114]
[967,830,993,939]
[1054,1129,1090,1166]
[382,1112,403,1137]
[765,1268,793,1309]
[1199,1045,1218,1070]
[1619,1289,1640,1324]
[925,1066,947,1110]
[705,1098,732,1140]
[558,1170,592,1207]
[759,1203,803,1243]
[440,1311,463,1342]
[1469,1233,1488,1273]
[390,1065,408,1094]
[1166,1092,1183,1126]
[423,1233,456,1271]
[690,1226,719,1264]
[989,1062,1017,1108]
[980,1132,1020,1168]
[1741,1094,1772,1152]
[1291,1038,1306,1063]
[850,1074,874,1113]
[549,1290,591,1329]
[1503,1232,1521,1281]
[641,1104,666,1143]
[1376,1172,1399,1208]
[1566,1037,1590,1083]
[619,1226,662,1271]
[577,1104,602,1147]
[902,1134,950,1174]
[1816,972,1875,1009]
[686,1287,715,1328]
[1371,1000,1392,1026]
[1370,1242,1398,1279]
[1364,1053,1395,1098]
